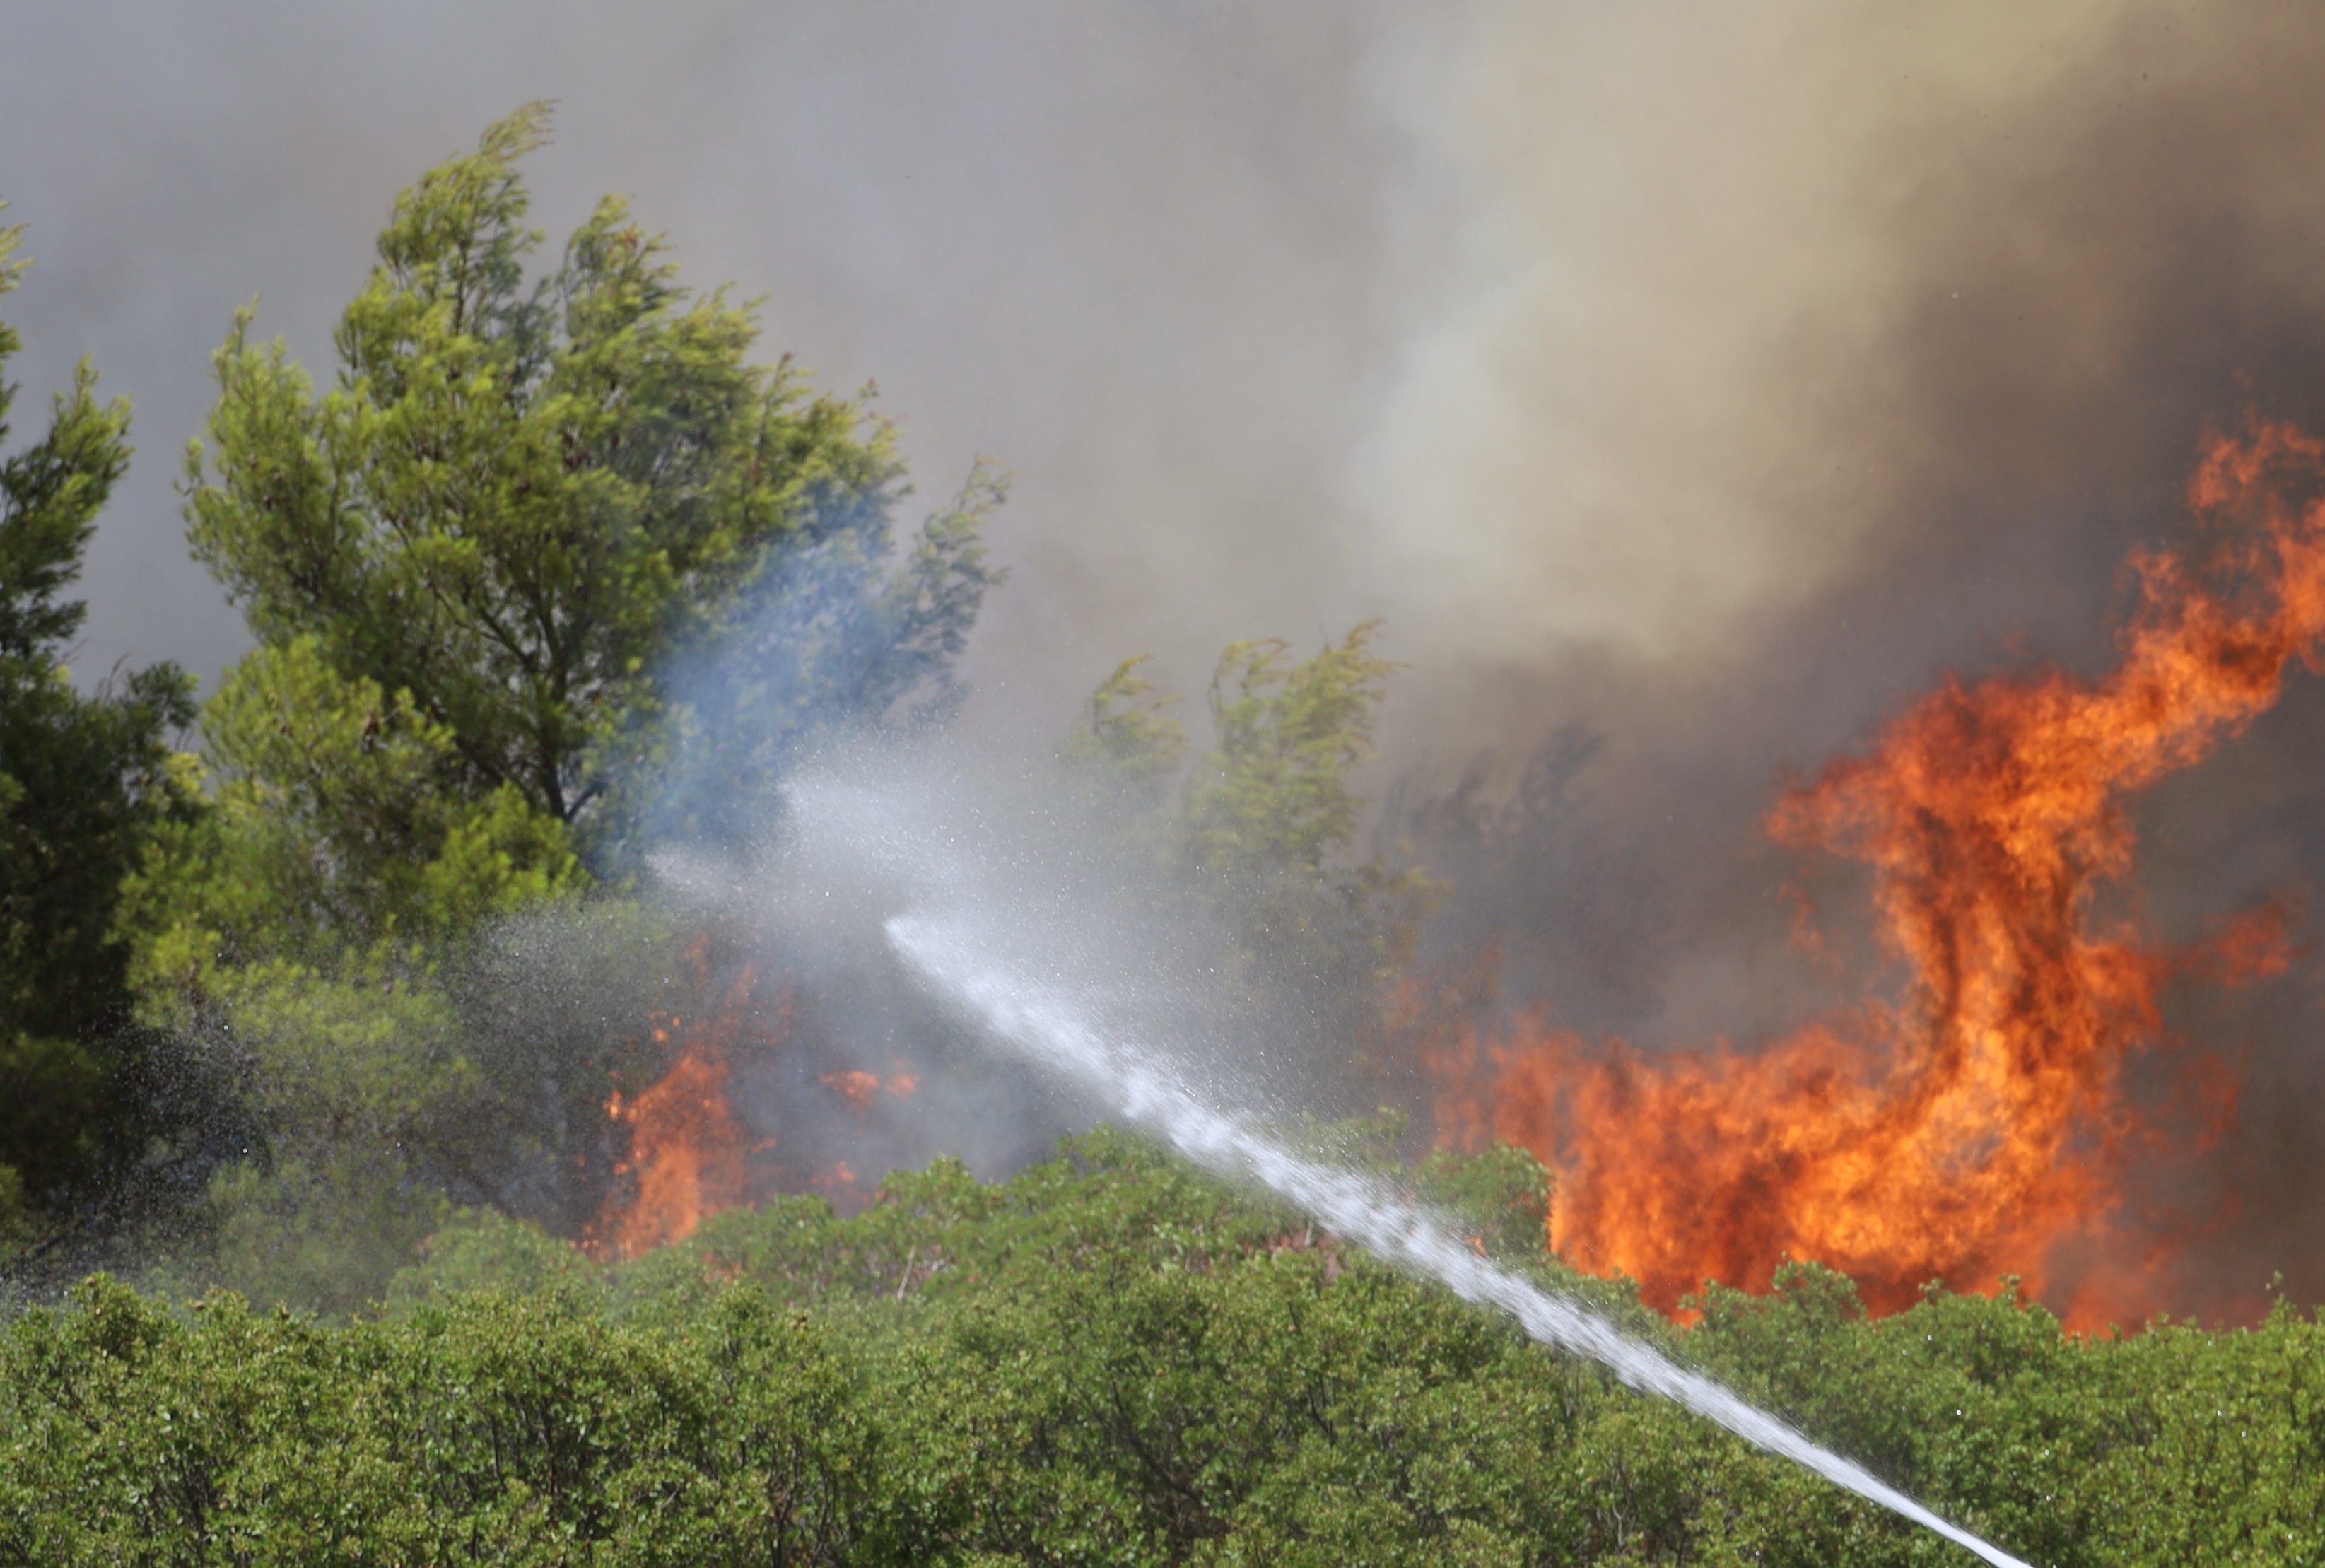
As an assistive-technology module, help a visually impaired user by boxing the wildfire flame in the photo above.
[591,961,932,1256]
[819,1066,923,1111]
[590,968,773,1260]
[597,1043,748,1259]
[1434,420,2325,1326]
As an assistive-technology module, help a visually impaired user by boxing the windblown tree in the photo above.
[1065,624,1439,1057]
[138,99,1005,991]
[0,214,200,1236]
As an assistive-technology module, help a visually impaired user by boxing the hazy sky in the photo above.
[8,0,2297,763]
[1,1,1429,729]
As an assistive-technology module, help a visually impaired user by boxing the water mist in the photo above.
[767,767,2034,1568]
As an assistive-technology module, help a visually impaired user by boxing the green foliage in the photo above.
[0,1274,896,1566]
[1061,656,1187,802]
[118,946,488,1314]
[102,106,1002,1295]
[0,229,127,665]
[14,1138,2325,1564]
[121,636,579,995]
[196,953,481,1155]
[1415,1140,1554,1260]
[187,103,807,828]
[386,1206,604,1309]
[0,213,201,1227]
[124,905,696,1314]
[182,103,999,865]
[1184,622,1396,883]
[180,1154,452,1323]
[1063,626,1441,1052]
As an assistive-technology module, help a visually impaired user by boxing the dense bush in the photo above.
[5,1133,2321,1567]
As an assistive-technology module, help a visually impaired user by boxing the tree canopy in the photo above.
[7,1137,2319,1567]
[1064,624,1439,1054]
[183,103,998,868]
[0,214,199,1233]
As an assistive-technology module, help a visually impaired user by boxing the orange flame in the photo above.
[1436,420,2323,1326]
[812,1160,858,1198]
[597,1043,749,1259]
[819,1065,924,1110]
[590,961,934,1255]
[821,1069,881,1110]
[590,967,775,1260]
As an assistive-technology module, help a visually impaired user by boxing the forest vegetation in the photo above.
[1,110,2319,1565]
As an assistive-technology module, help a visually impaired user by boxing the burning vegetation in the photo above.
[587,971,768,1261]
[587,422,2325,1326]
[16,21,2325,1559]
[1431,420,2325,1326]
[588,960,933,1257]
[11,69,2325,1379]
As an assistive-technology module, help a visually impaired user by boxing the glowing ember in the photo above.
[821,1069,881,1109]
[590,965,930,1254]
[819,1064,923,1110]
[813,1161,858,1197]
[1435,420,2324,1326]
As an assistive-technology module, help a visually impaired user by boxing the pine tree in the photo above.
[0,213,198,1231]
[182,103,1000,884]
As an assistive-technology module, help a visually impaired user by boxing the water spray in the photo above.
[886,910,2034,1568]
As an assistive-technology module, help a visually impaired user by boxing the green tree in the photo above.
[0,213,199,1234]
[1065,624,1439,1053]
[1183,623,1395,882]
[1061,655,1188,800]
[182,102,999,871]
[121,636,580,996]
[122,107,1002,1304]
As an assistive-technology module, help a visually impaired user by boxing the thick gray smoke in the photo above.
[11,4,2320,751]
[1381,2,2325,1317]
[9,3,2325,1311]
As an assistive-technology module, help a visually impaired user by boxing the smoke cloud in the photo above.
[9,2,2325,1311]
[12,5,2319,742]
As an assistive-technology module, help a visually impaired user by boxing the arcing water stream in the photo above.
[886,908,2035,1568]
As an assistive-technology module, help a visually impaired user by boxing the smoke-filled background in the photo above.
[8,1,2325,1309]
